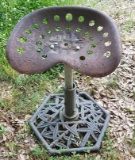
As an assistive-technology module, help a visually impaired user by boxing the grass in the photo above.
[26,130,118,160]
[125,118,135,157]
[106,75,119,89]
[100,131,118,160]
[0,125,7,140]
[0,0,134,159]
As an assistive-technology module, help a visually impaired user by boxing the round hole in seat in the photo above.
[105,41,111,46]
[36,41,42,46]
[55,26,61,31]
[64,43,68,46]
[40,35,45,39]
[36,48,42,52]
[66,13,73,21]
[33,23,39,29]
[17,48,25,54]
[19,37,27,43]
[25,29,32,34]
[54,15,60,21]
[89,20,95,26]
[76,28,81,32]
[47,30,52,34]
[42,54,47,59]
[103,51,111,58]
[80,56,85,60]
[103,32,109,38]
[89,37,94,41]
[87,50,93,54]
[66,26,71,31]
[84,31,90,36]
[97,26,103,32]
[78,16,84,22]
[43,18,48,25]
[91,44,96,48]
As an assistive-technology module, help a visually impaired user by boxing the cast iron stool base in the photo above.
[29,92,110,154]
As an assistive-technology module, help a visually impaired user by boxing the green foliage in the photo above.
[32,147,44,155]
[7,152,16,158]
[89,158,97,160]
[100,130,118,160]
[0,125,7,137]
[30,146,52,160]
[106,76,119,89]
[122,18,135,32]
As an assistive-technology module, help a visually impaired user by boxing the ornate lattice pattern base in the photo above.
[29,92,110,154]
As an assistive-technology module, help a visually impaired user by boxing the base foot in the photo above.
[29,92,110,154]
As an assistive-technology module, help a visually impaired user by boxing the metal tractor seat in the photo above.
[6,6,121,154]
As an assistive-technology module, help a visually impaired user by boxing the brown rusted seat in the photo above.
[6,6,121,77]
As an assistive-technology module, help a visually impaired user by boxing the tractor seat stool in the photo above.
[6,6,122,154]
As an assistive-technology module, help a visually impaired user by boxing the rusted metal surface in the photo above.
[6,6,122,77]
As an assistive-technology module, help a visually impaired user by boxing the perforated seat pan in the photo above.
[6,6,122,77]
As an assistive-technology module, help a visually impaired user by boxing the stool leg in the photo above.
[64,64,73,89]
[63,65,79,120]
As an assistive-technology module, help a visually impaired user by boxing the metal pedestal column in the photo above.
[63,65,79,120]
